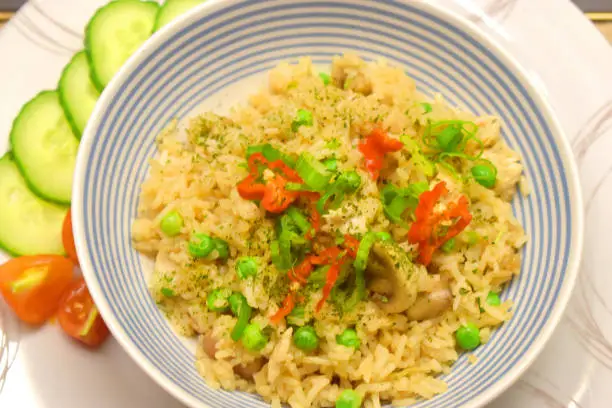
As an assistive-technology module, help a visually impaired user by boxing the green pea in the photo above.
[323,158,338,171]
[188,233,214,258]
[375,231,392,242]
[436,125,462,152]
[455,322,481,350]
[160,210,183,237]
[336,328,361,349]
[421,102,432,113]
[471,164,496,188]
[319,72,331,85]
[292,109,314,132]
[213,238,230,260]
[293,326,319,352]
[207,289,229,312]
[236,257,258,279]
[241,323,269,351]
[229,292,248,316]
[441,238,455,253]
[160,287,175,297]
[486,291,501,306]
[336,389,362,408]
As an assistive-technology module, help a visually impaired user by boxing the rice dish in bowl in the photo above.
[131,54,527,408]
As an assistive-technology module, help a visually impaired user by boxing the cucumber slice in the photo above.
[154,0,205,31]
[85,0,159,91]
[0,153,67,256]
[10,91,79,205]
[58,51,100,138]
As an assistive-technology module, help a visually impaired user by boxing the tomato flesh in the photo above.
[58,277,110,348]
[0,255,74,325]
[62,209,79,266]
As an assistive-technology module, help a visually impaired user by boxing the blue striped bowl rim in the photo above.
[73,1,584,407]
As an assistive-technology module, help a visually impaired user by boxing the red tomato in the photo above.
[58,277,110,348]
[62,209,79,266]
[0,255,74,325]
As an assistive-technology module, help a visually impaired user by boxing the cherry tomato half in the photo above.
[58,277,110,348]
[62,209,79,266]
[0,255,74,325]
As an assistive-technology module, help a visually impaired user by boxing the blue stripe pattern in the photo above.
[74,1,582,407]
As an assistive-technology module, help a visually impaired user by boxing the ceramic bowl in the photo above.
[72,1,584,407]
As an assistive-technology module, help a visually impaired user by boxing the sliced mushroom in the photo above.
[366,241,419,313]
[406,277,452,321]
[233,358,266,379]
[200,334,218,359]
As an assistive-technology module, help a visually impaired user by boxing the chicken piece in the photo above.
[366,241,419,313]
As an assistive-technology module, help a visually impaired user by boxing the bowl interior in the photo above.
[73,1,582,407]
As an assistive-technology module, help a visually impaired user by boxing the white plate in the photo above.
[1,0,611,407]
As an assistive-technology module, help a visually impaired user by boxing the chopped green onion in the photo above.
[436,125,463,152]
[421,102,432,113]
[161,287,175,297]
[287,207,312,236]
[286,305,306,326]
[284,182,312,192]
[308,265,330,289]
[295,152,332,191]
[400,136,436,177]
[236,257,258,280]
[319,72,331,85]
[230,293,252,342]
[322,157,338,171]
[342,232,378,310]
[335,171,361,193]
[441,238,455,253]
[375,231,392,242]
[316,171,362,214]
[354,232,377,273]
[380,182,428,225]
[292,109,314,132]
[246,143,295,167]
[278,232,294,271]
